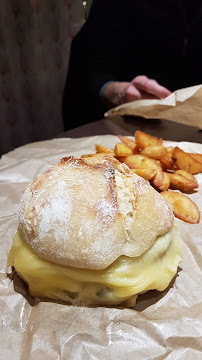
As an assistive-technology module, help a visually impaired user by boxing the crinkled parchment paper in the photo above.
[105,85,202,129]
[0,136,202,360]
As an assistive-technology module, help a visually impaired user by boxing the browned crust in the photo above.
[19,156,174,270]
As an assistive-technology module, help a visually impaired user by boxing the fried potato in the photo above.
[189,153,202,163]
[88,132,201,224]
[118,135,138,153]
[172,147,202,174]
[95,144,114,154]
[81,153,114,159]
[167,172,198,192]
[160,191,200,224]
[81,154,99,158]
[135,130,163,149]
[159,147,176,170]
[175,170,198,188]
[140,145,166,159]
[158,172,170,191]
[118,154,164,188]
[114,143,134,156]
[131,168,156,181]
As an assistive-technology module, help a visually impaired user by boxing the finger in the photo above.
[123,84,142,102]
[138,90,159,100]
[133,76,171,98]
[124,84,159,102]
[132,75,171,99]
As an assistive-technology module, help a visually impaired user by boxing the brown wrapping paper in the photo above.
[1,136,202,360]
[105,85,202,129]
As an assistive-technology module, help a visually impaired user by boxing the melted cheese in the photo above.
[7,225,181,307]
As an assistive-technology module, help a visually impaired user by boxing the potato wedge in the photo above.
[167,172,198,192]
[81,153,114,159]
[95,144,114,154]
[135,130,163,149]
[114,143,134,156]
[118,154,164,188]
[172,147,202,174]
[131,168,156,181]
[166,146,174,152]
[86,132,201,226]
[175,170,198,188]
[140,145,166,159]
[159,147,176,170]
[81,153,98,158]
[118,135,138,153]
[158,172,170,191]
[189,153,202,163]
[160,191,200,224]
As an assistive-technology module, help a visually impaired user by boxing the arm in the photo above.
[62,0,172,130]
[62,0,128,129]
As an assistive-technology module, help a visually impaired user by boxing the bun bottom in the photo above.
[8,225,181,307]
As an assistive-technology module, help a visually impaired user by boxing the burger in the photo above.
[7,155,182,307]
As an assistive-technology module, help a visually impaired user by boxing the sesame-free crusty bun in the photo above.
[19,156,173,269]
[8,155,182,307]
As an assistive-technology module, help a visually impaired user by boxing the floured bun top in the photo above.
[19,156,174,270]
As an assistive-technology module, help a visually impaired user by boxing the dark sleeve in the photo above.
[62,0,131,130]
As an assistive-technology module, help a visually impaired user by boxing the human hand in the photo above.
[102,75,171,107]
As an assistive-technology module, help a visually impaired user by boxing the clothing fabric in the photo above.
[62,0,202,131]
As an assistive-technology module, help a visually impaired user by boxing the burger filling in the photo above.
[7,223,181,307]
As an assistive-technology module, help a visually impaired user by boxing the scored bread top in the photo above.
[19,156,173,270]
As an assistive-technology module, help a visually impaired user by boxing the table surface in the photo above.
[58,116,202,143]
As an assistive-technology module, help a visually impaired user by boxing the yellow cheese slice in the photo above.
[7,224,181,307]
